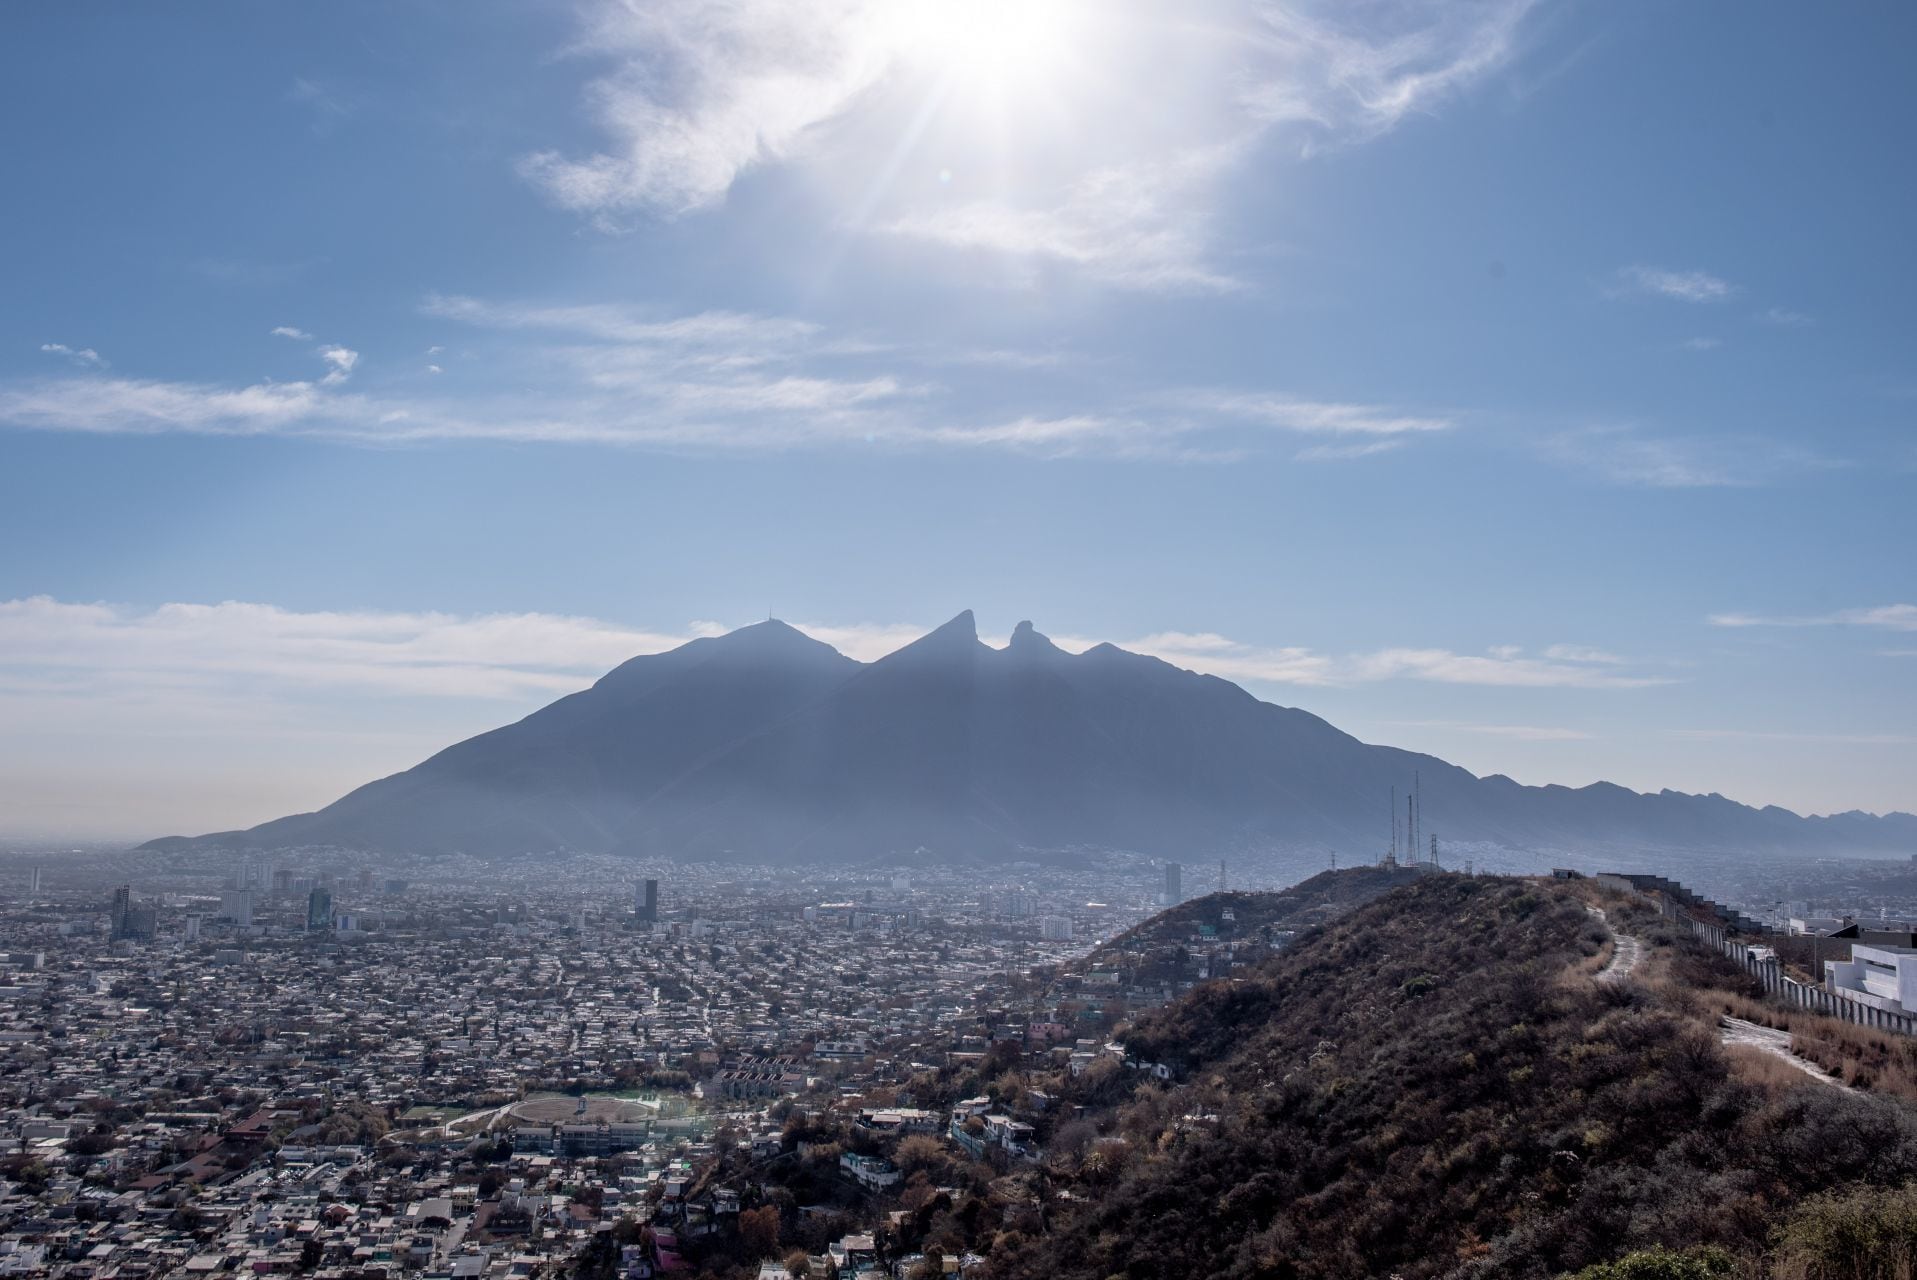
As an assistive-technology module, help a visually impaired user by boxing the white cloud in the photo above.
[1112,630,1669,691]
[1543,425,1837,488]
[1709,604,1917,632]
[1758,307,1813,327]
[270,326,313,341]
[1200,392,1452,436]
[526,1,1537,290]
[1389,719,1594,742]
[883,146,1246,294]
[422,293,821,351]
[1670,728,1915,747]
[0,302,1452,465]
[1678,336,1721,351]
[0,596,688,705]
[1240,0,1534,146]
[287,77,354,133]
[1610,266,1736,303]
[519,0,894,217]
[1294,439,1405,462]
[39,343,106,369]
[0,376,329,435]
[318,345,359,386]
[787,620,933,662]
[1544,643,1626,664]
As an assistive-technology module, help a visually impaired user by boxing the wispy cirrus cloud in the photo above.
[1542,425,1840,488]
[0,597,1669,720]
[287,76,355,135]
[883,145,1248,294]
[1709,604,1917,632]
[317,345,359,386]
[1543,643,1625,664]
[1240,0,1534,147]
[0,595,679,704]
[40,343,106,369]
[1106,630,1669,690]
[270,325,313,341]
[525,1,1539,290]
[1670,728,1916,747]
[1386,719,1594,742]
[0,299,1457,464]
[1609,265,1736,303]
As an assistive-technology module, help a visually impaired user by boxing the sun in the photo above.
[881,0,1083,98]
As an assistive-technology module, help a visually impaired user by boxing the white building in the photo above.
[1826,944,1917,1013]
[1039,915,1074,941]
[219,888,255,928]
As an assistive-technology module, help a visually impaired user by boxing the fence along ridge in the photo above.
[1598,875,1917,1038]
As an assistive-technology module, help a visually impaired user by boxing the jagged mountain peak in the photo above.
[141,613,1917,862]
[1006,619,1065,659]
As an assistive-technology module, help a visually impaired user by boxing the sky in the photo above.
[2,0,1914,840]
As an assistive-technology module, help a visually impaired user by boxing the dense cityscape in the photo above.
[0,849,1258,1278]
[4,844,1914,1279]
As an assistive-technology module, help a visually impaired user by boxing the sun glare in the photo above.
[883,0,1082,95]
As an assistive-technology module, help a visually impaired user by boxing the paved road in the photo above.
[1587,906,1642,984]
[1720,1016,1851,1089]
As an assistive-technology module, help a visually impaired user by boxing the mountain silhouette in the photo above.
[143,613,1917,863]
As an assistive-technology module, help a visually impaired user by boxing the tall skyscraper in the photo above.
[109,885,131,939]
[27,867,41,895]
[636,879,659,923]
[306,887,333,932]
[221,889,255,929]
[1164,862,1182,907]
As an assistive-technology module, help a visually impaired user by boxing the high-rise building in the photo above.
[1039,915,1075,941]
[636,879,659,923]
[306,887,334,932]
[220,888,255,928]
[109,885,131,939]
[1163,862,1183,907]
[183,914,202,942]
[27,867,41,895]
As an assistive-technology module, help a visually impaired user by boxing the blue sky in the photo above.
[2,0,1913,838]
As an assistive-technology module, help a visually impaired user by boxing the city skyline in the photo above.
[4,2,1915,836]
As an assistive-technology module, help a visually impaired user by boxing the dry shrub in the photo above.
[1720,1043,1829,1093]
[1770,1184,1917,1280]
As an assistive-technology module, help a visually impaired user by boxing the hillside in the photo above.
[974,876,1917,1280]
[145,613,1917,863]
[1092,865,1429,961]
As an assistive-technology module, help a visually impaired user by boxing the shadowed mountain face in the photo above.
[145,612,1917,862]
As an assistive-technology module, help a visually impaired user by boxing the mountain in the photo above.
[143,612,1917,862]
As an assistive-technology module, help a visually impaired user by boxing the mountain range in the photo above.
[143,611,1917,863]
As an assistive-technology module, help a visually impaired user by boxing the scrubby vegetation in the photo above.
[1091,865,1427,962]
[972,876,1917,1280]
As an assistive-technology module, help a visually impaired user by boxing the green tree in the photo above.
[1565,1247,1735,1279]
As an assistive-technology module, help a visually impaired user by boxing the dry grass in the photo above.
[1699,990,1917,1100]
[1720,1042,1833,1093]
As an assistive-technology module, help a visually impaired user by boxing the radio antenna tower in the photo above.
[1388,786,1398,866]
[1414,771,1423,865]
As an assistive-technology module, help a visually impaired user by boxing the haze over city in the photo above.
[3,2,1913,840]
